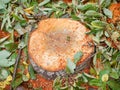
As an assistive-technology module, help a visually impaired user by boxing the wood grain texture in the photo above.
[28,18,95,79]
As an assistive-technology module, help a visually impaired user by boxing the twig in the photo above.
[98,0,101,13]
[10,42,23,90]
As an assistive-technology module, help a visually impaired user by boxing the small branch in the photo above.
[98,0,102,13]
[10,44,23,90]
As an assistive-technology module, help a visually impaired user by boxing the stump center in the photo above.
[46,29,73,53]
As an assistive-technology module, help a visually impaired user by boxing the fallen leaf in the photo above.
[24,6,34,14]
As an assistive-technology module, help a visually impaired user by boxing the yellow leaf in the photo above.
[0,82,6,89]
[23,61,28,66]
[9,67,14,73]
[102,74,109,82]
[4,81,10,85]
[6,75,12,82]
[26,72,30,79]
[0,75,12,89]
[24,6,34,14]
[23,61,29,69]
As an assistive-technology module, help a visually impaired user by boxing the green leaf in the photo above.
[85,10,103,17]
[14,23,24,35]
[104,31,109,37]
[104,61,111,72]
[0,50,11,59]
[0,3,6,9]
[0,9,5,14]
[53,77,61,86]
[103,53,111,60]
[12,77,23,88]
[5,42,18,51]
[92,36,100,44]
[1,0,10,4]
[39,0,50,7]
[20,20,27,26]
[100,0,111,8]
[28,64,36,80]
[53,77,61,90]
[0,0,10,9]
[100,0,105,5]
[73,86,85,90]
[110,69,119,79]
[74,51,83,64]
[112,51,120,60]
[0,68,9,80]
[60,86,68,90]
[103,8,112,18]
[105,40,111,47]
[12,14,22,21]
[89,79,102,87]
[10,52,17,59]
[84,72,95,79]
[91,20,106,29]
[71,15,80,20]
[66,58,76,74]
[1,16,7,29]
[60,3,68,9]
[0,36,9,44]
[0,58,15,67]
[77,3,98,11]
[101,82,107,90]
[82,74,88,83]
[23,33,29,61]
[6,15,12,29]
[0,50,16,67]
[75,73,82,79]
[107,80,120,90]
[22,74,29,81]
[90,67,97,76]
[55,10,64,18]
[18,41,26,49]
[99,69,110,79]
[116,53,120,61]
[12,13,27,26]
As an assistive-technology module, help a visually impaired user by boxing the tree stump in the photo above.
[28,18,95,80]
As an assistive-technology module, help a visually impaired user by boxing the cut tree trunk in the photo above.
[28,18,95,80]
